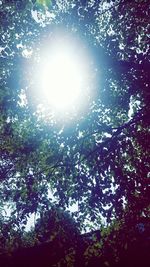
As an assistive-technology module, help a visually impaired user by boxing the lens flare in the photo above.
[41,49,83,110]
[32,33,93,118]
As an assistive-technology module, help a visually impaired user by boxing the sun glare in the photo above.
[36,35,91,115]
[41,50,82,109]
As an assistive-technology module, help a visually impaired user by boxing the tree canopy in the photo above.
[0,0,150,261]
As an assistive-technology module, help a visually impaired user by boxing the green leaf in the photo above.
[36,0,51,7]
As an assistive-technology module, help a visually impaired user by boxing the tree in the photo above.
[0,0,150,257]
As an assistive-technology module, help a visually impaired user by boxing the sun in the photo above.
[37,35,91,114]
[41,50,82,110]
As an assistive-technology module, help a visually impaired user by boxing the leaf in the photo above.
[124,242,128,250]
[36,0,51,7]
[104,261,110,267]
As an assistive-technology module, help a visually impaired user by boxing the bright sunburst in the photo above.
[37,34,91,114]
[41,50,82,110]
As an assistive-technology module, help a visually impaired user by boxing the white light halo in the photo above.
[39,40,89,113]
[41,50,82,110]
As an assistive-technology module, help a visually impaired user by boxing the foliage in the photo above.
[81,216,150,267]
[0,0,150,265]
